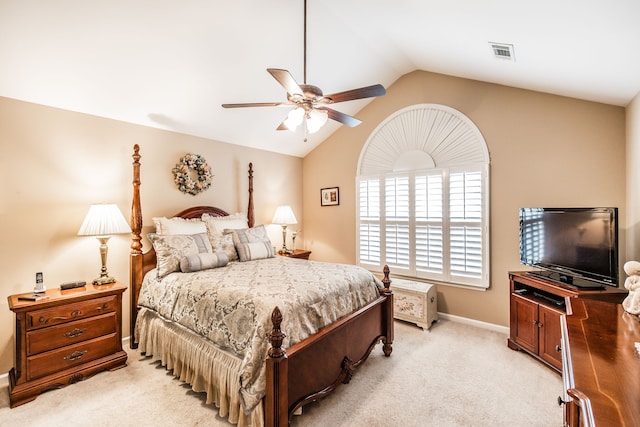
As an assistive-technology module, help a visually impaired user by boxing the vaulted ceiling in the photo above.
[2,0,639,157]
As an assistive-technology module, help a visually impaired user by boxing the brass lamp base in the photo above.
[93,236,116,286]
[278,224,293,255]
[93,276,116,286]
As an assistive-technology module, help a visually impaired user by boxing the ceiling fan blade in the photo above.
[323,84,386,104]
[222,102,284,108]
[267,68,303,96]
[319,107,362,127]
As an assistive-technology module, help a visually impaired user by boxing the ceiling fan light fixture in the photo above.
[284,107,305,131]
[221,0,385,138]
[306,109,328,134]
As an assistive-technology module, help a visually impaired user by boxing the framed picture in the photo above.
[321,187,340,206]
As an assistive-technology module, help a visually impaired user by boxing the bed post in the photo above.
[265,307,288,427]
[381,264,394,356]
[129,144,143,349]
[247,162,254,228]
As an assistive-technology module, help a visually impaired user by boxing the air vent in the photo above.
[490,43,515,61]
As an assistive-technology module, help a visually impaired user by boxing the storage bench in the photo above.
[392,278,438,329]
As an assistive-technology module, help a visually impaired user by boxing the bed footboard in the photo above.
[265,266,393,426]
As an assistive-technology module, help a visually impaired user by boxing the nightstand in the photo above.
[7,281,128,408]
[277,249,312,260]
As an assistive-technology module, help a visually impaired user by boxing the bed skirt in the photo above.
[135,307,264,427]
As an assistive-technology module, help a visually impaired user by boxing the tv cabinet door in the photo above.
[511,294,539,354]
[538,305,563,371]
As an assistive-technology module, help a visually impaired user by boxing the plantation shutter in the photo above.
[357,104,490,289]
[415,173,444,276]
[385,175,410,272]
[358,178,381,265]
[449,169,484,281]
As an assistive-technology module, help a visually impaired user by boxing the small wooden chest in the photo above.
[392,279,438,329]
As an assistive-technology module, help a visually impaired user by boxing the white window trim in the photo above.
[356,104,490,290]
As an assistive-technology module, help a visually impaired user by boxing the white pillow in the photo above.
[152,216,206,235]
[202,213,248,235]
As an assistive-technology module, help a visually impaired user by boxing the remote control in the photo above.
[60,281,86,290]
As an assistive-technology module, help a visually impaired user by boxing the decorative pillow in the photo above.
[208,232,239,262]
[202,213,248,235]
[148,233,212,278]
[152,216,206,235]
[231,224,275,262]
[180,251,229,273]
[202,213,247,261]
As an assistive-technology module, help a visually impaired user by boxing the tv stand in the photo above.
[525,270,605,290]
[508,272,625,373]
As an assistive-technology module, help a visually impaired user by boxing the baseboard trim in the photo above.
[438,312,509,335]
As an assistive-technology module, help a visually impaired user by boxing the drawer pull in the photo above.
[64,350,87,361]
[64,328,87,338]
[41,313,83,324]
[98,303,109,311]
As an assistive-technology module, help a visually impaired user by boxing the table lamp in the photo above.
[272,205,297,255]
[78,203,132,285]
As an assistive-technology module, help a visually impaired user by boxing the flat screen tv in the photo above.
[519,207,619,288]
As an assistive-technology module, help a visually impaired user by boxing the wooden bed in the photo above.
[128,144,394,426]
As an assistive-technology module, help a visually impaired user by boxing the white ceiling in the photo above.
[2,0,639,158]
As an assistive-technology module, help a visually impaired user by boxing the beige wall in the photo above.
[302,70,627,326]
[0,75,633,374]
[0,96,302,374]
[627,93,640,261]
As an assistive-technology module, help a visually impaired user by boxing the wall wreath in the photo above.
[172,153,213,195]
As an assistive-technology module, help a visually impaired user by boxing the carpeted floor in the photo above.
[0,319,563,427]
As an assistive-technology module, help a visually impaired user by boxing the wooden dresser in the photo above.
[560,298,640,427]
[8,282,128,407]
[507,272,639,426]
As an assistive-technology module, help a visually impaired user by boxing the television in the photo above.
[519,207,619,288]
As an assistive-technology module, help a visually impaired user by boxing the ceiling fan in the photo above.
[221,0,386,135]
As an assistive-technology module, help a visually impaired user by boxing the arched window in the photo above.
[356,104,490,289]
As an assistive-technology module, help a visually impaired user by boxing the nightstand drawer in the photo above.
[27,333,119,380]
[26,295,117,330]
[27,312,117,355]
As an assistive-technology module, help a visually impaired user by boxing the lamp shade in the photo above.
[78,203,132,236]
[272,205,297,225]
